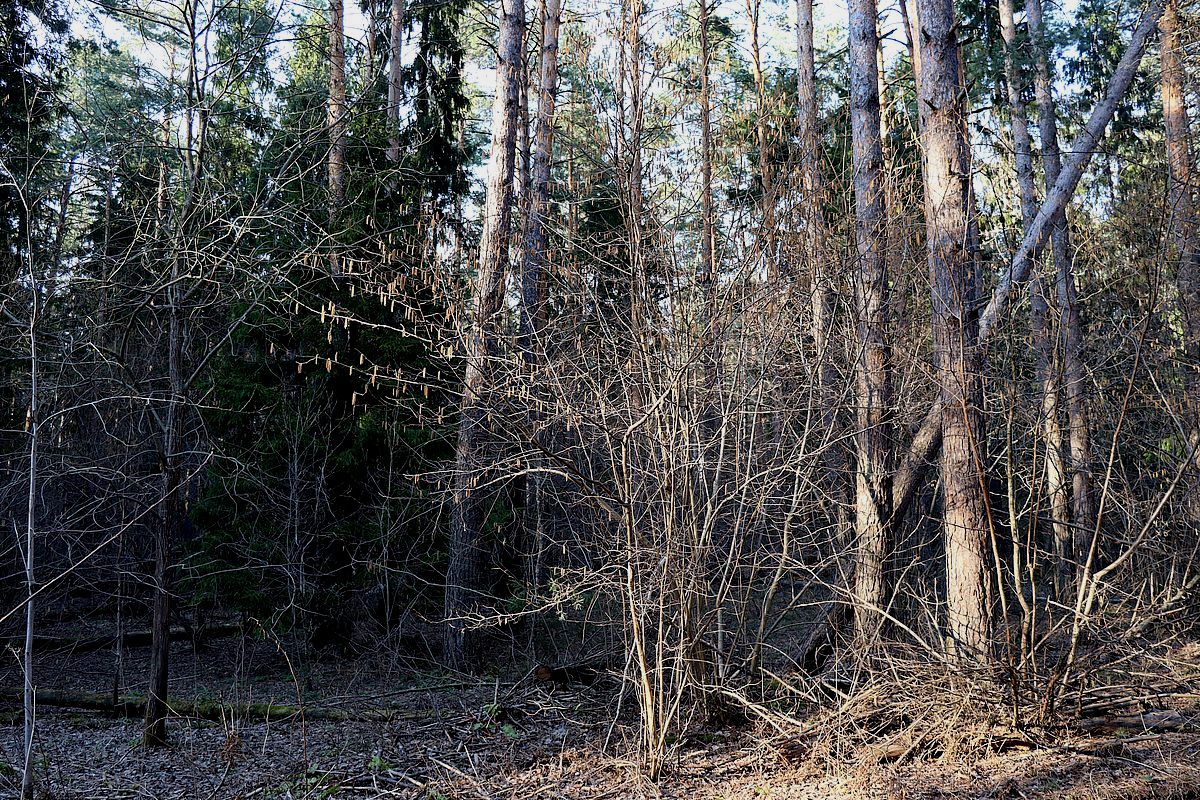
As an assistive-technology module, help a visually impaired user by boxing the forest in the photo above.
[2,0,1200,796]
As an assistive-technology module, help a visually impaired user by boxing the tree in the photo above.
[847,0,893,644]
[997,0,1071,597]
[917,0,993,661]
[1026,0,1095,586]
[328,0,347,278]
[387,0,406,164]
[444,0,525,672]
[519,0,562,594]
[1158,0,1200,521]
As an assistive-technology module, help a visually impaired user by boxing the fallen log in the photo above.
[2,622,243,654]
[0,690,438,723]
[1078,710,1200,735]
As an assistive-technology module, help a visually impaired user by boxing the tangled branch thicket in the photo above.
[3,0,1200,793]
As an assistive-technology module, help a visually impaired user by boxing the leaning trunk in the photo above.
[998,0,1070,594]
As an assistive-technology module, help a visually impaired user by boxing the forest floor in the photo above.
[2,631,1200,799]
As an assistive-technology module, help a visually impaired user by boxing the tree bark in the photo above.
[747,0,774,274]
[891,0,1165,524]
[698,0,720,454]
[520,0,562,595]
[328,0,347,277]
[796,0,848,529]
[387,0,406,164]
[998,0,1070,592]
[1027,0,1097,583]
[848,0,893,644]
[444,0,525,672]
[1159,0,1200,521]
[917,0,992,661]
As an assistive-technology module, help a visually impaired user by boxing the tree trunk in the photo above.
[796,0,847,529]
[328,0,347,277]
[1159,0,1200,521]
[698,0,720,456]
[848,0,893,644]
[444,0,524,672]
[917,0,992,661]
[520,0,562,596]
[1026,0,1097,584]
[998,0,1070,593]
[387,0,406,164]
[746,0,774,274]
[891,0,1165,525]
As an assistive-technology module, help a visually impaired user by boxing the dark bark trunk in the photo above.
[520,0,561,596]
[444,0,525,672]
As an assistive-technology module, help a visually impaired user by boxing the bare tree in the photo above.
[847,0,893,644]
[387,0,406,165]
[1159,0,1200,520]
[917,0,993,660]
[328,0,347,278]
[444,0,525,671]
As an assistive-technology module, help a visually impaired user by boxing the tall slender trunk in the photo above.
[328,0,347,277]
[848,0,893,643]
[621,0,648,384]
[387,0,406,164]
[917,0,992,661]
[698,0,720,450]
[145,275,184,746]
[144,101,183,745]
[796,0,846,527]
[522,0,561,345]
[1159,0,1200,520]
[1026,0,1096,580]
[998,0,1070,592]
[746,0,774,276]
[520,0,562,595]
[444,0,524,672]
